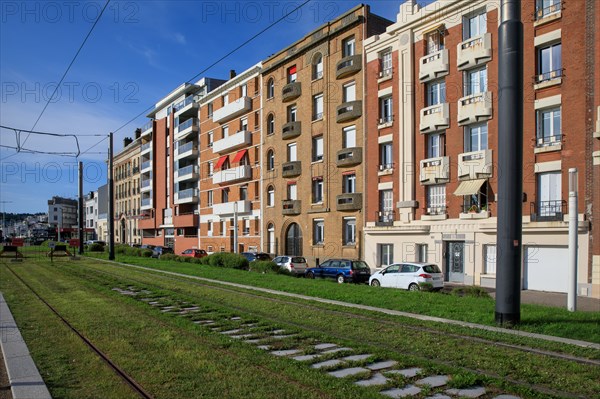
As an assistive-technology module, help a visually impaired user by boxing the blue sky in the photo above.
[0,0,406,213]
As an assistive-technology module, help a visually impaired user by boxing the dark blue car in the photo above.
[305,259,371,284]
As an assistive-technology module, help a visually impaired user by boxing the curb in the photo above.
[0,292,52,399]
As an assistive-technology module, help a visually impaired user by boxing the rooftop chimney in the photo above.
[123,137,133,147]
[135,128,142,139]
[229,69,236,79]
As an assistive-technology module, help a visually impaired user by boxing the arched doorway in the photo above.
[120,219,126,244]
[285,223,302,256]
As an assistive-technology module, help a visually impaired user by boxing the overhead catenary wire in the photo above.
[113,0,312,134]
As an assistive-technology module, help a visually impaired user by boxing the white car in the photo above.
[369,262,444,291]
[272,255,308,275]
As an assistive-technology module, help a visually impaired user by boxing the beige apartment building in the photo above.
[261,5,391,264]
[114,134,141,245]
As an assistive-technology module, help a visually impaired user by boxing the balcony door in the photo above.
[537,171,562,218]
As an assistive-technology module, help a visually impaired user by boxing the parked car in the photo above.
[241,252,272,262]
[305,259,371,284]
[151,246,174,258]
[369,262,444,291]
[272,255,308,275]
[85,240,106,246]
[181,249,208,258]
[140,244,156,250]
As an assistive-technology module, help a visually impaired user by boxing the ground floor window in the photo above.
[378,244,393,267]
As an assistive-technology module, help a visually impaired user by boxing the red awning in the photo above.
[287,181,297,185]
[215,155,228,169]
[231,149,247,163]
[342,170,356,176]
[288,65,297,75]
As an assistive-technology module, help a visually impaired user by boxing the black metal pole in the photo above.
[78,161,84,254]
[108,132,115,260]
[496,0,523,326]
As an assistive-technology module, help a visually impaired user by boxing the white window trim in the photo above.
[534,29,561,47]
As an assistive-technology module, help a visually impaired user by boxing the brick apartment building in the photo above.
[197,64,263,253]
[363,0,600,298]
[260,4,391,264]
[113,133,142,245]
[138,78,225,253]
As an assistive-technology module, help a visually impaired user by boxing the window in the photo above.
[221,220,226,236]
[267,78,274,99]
[222,125,229,139]
[267,150,275,171]
[380,96,393,123]
[343,82,356,102]
[267,114,275,135]
[267,186,275,206]
[207,131,213,147]
[416,244,428,263]
[537,43,562,82]
[465,123,488,152]
[463,181,488,213]
[207,190,213,207]
[287,65,297,83]
[378,244,393,267]
[240,185,248,201]
[342,36,355,57]
[287,143,297,162]
[312,177,323,203]
[208,162,214,176]
[379,190,393,213]
[313,53,323,79]
[379,143,393,170]
[222,188,229,203]
[343,173,356,194]
[223,93,229,106]
[240,117,248,132]
[287,183,297,200]
[426,30,444,54]
[426,80,446,106]
[267,223,275,254]
[313,94,323,120]
[207,221,213,237]
[465,67,487,96]
[426,184,446,214]
[464,11,487,40]
[484,245,497,274]
[343,217,356,245]
[342,125,356,148]
[207,102,213,117]
[537,171,562,217]
[380,50,392,76]
[240,84,247,97]
[287,105,297,122]
[313,219,324,245]
[536,107,561,146]
[535,0,561,20]
[427,133,444,158]
[312,136,323,162]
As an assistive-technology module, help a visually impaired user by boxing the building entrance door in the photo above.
[446,241,465,283]
[285,223,302,256]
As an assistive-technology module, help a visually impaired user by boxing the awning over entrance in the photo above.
[453,179,486,196]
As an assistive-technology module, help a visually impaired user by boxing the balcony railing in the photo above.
[457,32,492,70]
[336,193,362,211]
[141,179,151,189]
[420,156,450,185]
[420,102,450,133]
[530,200,566,222]
[282,82,301,102]
[282,161,301,178]
[282,121,301,140]
[336,147,362,167]
[419,48,449,83]
[212,129,251,153]
[212,165,252,184]
[536,134,563,147]
[141,120,153,136]
[175,164,198,180]
[534,68,563,84]
[336,54,362,79]
[282,200,301,215]
[141,142,151,153]
[173,96,196,113]
[212,200,251,216]
[336,100,362,123]
[212,96,252,123]
[376,210,395,226]
[458,149,492,180]
[175,118,198,135]
[425,206,446,216]
[141,198,152,208]
[457,91,493,126]
[141,161,152,171]
[535,1,562,20]
[175,188,199,202]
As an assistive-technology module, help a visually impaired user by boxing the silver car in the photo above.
[272,256,308,275]
[369,262,444,291]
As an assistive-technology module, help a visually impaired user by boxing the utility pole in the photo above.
[108,132,115,260]
[78,161,84,254]
[233,201,238,253]
[496,0,524,326]
[567,168,578,311]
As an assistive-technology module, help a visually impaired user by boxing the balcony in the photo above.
[536,134,563,149]
[174,188,199,204]
[534,1,562,24]
[336,100,362,123]
[282,200,301,216]
[281,82,301,102]
[457,32,492,70]
[173,211,199,227]
[174,96,198,117]
[141,160,152,173]
[140,178,152,192]
[459,204,491,220]
[419,103,449,133]
[140,197,153,210]
[282,161,301,178]
[140,142,152,155]
[175,141,198,160]
[421,206,447,221]
[419,156,450,185]
[375,210,395,227]
[175,118,199,140]
[212,165,252,185]
[141,120,153,137]
[336,54,361,79]
[530,200,566,222]
[337,193,362,211]
[419,49,449,83]
[212,200,251,216]
[534,68,563,87]
[458,149,493,181]
[457,92,492,126]
[212,96,252,123]
[336,147,362,167]
[212,130,251,154]
[174,165,199,182]
[282,121,301,140]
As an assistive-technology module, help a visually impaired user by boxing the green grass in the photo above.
[80,251,600,344]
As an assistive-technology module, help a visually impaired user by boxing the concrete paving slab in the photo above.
[311,359,344,369]
[270,334,296,340]
[314,343,337,350]
[416,375,449,388]
[380,385,421,398]
[328,367,369,378]
[292,354,322,362]
[271,349,302,357]
[446,387,486,398]
[230,316,242,320]
[355,372,389,387]
[367,360,398,371]
[230,334,255,339]
[321,347,352,355]
[342,354,373,362]
[243,339,263,344]
[220,329,243,335]
[269,329,287,334]
[193,320,215,325]
[257,345,271,350]
[426,395,451,399]
[386,368,422,378]
[492,396,521,399]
